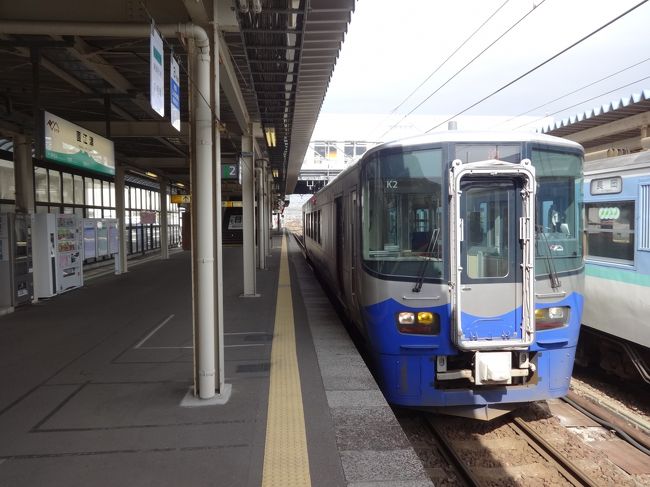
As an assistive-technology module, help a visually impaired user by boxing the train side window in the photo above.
[585,200,635,264]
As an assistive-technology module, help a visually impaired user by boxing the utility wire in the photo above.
[366,0,511,139]
[512,74,650,130]
[493,56,650,129]
[425,0,650,133]
[380,0,546,140]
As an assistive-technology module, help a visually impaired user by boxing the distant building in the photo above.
[294,140,379,194]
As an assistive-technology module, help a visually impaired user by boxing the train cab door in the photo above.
[346,188,361,320]
[335,196,346,303]
[448,159,536,351]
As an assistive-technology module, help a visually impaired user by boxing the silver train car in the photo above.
[302,131,585,419]
[578,151,650,382]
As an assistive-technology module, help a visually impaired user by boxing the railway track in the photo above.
[421,412,598,487]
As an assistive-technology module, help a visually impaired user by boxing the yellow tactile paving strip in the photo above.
[262,235,312,487]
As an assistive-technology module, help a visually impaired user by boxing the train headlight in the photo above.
[396,311,440,335]
[535,306,570,330]
[398,312,416,325]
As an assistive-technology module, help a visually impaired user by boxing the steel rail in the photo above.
[511,417,598,487]
[423,416,483,487]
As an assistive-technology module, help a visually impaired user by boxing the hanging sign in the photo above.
[43,111,115,176]
[150,25,165,117]
[222,163,239,180]
[170,55,181,131]
[171,194,191,204]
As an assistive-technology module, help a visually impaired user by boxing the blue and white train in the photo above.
[303,131,585,419]
[578,151,650,383]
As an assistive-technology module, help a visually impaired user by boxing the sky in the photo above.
[314,0,650,142]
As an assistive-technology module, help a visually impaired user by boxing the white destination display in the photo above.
[170,55,180,131]
[150,25,165,117]
[44,111,115,176]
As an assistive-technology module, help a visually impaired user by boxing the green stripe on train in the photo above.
[586,264,650,287]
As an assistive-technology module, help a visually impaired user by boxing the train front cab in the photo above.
[358,141,584,420]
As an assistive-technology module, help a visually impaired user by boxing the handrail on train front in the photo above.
[448,158,536,351]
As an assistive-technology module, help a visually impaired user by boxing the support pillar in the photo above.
[159,176,169,260]
[267,171,273,251]
[241,126,257,296]
[114,164,128,274]
[13,134,34,214]
[256,161,266,269]
[212,26,226,398]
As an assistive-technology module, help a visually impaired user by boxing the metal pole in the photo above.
[212,23,226,398]
[267,172,273,252]
[256,164,266,269]
[114,164,128,274]
[193,33,217,399]
[241,126,257,296]
[159,176,169,259]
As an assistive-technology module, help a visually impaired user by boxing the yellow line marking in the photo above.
[262,235,311,487]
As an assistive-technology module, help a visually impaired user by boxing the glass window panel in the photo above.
[74,175,84,205]
[0,159,15,200]
[455,144,521,164]
[102,181,110,209]
[63,206,73,214]
[93,179,102,207]
[62,173,74,204]
[585,201,635,264]
[49,170,61,203]
[464,182,511,279]
[109,182,115,208]
[35,167,48,202]
[531,149,583,275]
[362,148,444,279]
[36,204,48,213]
[135,188,141,209]
[85,177,94,206]
[355,143,367,157]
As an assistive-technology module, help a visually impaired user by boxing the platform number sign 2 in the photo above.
[222,164,239,180]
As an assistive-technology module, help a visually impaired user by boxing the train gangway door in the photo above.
[448,159,536,351]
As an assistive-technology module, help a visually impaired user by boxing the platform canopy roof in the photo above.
[541,89,650,152]
[0,0,354,196]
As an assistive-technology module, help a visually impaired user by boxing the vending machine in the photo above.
[32,213,83,298]
[0,212,34,312]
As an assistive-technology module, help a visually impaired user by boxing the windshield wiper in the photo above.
[412,228,440,293]
[536,225,561,289]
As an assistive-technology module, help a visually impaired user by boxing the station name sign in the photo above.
[43,111,115,176]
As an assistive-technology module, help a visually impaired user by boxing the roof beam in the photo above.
[73,121,190,138]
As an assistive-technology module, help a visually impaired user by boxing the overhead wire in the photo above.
[492,56,650,129]
[366,0,511,139]
[425,0,650,133]
[380,0,547,140]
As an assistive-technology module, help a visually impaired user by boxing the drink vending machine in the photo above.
[32,213,83,299]
[0,212,34,312]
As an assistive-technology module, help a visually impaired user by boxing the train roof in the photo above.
[584,150,650,175]
[374,130,583,153]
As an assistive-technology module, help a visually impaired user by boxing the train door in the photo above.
[345,188,360,318]
[335,196,345,299]
[449,159,536,350]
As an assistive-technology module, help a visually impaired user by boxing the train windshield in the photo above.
[362,148,444,279]
[531,149,583,275]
